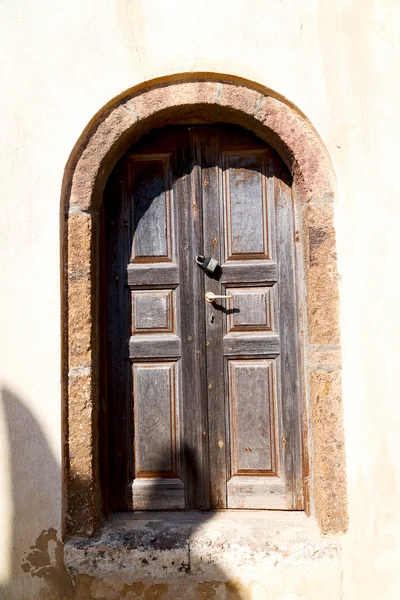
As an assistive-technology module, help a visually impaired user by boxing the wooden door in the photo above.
[104,125,303,512]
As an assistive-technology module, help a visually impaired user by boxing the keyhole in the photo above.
[209,313,214,323]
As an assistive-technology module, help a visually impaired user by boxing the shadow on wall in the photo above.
[0,387,246,600]
[0,386,74,600]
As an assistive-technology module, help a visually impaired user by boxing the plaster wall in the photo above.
[0,1,399,599]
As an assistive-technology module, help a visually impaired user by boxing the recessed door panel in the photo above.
[228,359,277,476]
[130,155,173,263]
[223,151,269,260]
[133,362,180,477]
[131,289,175,335]
[131,360,185,510]
[225,286,275,333]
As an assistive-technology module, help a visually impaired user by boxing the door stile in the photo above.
[198,128,228,508]
[176,130,210,509]
[273,157,304,509]
[106,160,133,510]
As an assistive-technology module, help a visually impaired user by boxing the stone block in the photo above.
[70,105,136,211]
[309,370,348,533]
[65,512,343,599]
[304,203,340,346]
[68,212,92,272]
[308,346,342,370]
[68,275,92,368]
[67,373,99,536]
[220,84,263,115]
[256,97,335,203]
[131,82,217,122]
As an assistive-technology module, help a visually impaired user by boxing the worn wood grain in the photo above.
[129,335,181,358]
[127,264,179,287]
[223,334,280,356]
[226,286,275,333]
[221,261,277,284]
[177,129,210,509]
[130,478,185,510]
[133,362,180,477]
[200,127,227,508]
[130,154,172,262]
[105,159,133,510]
[227,476,287,509]
[273,154,304,509]
[131,289,175,334]
[229,359,275,475]
[223,151,269,260]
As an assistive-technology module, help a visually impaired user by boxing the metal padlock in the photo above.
[196,255,219,275]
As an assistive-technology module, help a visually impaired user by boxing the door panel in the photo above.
[130,155,173,262]
[131,289,175,334]
[229,359,276,475]
[131,361,184,509]
[223,151,270,259]
[225,286,276,333]
[176,132,210,510]
[105,124,303,512]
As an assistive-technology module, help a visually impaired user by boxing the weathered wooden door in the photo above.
[104,125,303,512]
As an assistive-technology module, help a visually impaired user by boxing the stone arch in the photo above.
[63,74,347,537]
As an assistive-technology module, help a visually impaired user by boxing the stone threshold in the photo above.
[64,511,343,582]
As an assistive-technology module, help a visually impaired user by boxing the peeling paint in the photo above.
[21,529,74,600]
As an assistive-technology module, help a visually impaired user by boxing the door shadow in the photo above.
[0,387,246,599]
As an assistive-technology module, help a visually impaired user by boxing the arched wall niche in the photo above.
[62,74,347,537]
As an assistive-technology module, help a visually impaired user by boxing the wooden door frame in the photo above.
[62,74,347,537]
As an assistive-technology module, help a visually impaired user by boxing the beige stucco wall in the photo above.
[1,1,399,598]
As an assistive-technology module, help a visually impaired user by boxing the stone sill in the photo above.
[64,511,343,582]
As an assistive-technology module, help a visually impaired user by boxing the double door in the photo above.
[105,125,303,511]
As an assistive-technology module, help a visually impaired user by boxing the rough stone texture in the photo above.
[68,277,92,368]
[303,203,341,346]
[67,373,99,536]
[308,346,342,371]
[309,371,348,533]
[65,512,343,599]
[129,81,217,122]
[220,84,264,115]
[256,97,335,204]
[70,104,136,211]
[66,210,101,536]
[69,79,336,212]
[68,213,93,368]
[68,213,92,272]
[64,77,347,539]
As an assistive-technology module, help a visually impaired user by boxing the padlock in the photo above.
[196,255,219,275]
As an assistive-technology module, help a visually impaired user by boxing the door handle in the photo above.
[205,292,233,303]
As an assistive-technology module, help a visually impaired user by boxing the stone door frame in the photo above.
[62,73,347,537]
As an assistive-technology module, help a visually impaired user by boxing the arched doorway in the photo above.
[63,75,347,536]
[103,124,303,513]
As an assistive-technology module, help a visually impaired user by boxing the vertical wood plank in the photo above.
[199,128,227,508]
[176,129,210,509]
[105,159,133,510]
[273,155,304,509]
